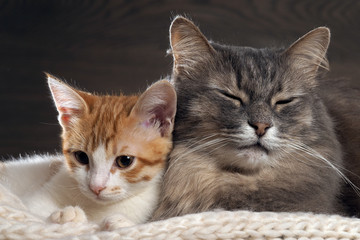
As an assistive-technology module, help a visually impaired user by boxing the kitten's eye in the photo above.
[115,156,135,168]
[74,151,89,165]
[275,98,295,105]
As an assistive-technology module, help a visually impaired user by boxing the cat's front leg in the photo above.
[100,213,135,231]
[49,206,87,224]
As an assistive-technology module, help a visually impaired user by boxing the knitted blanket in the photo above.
[1,199,360,240]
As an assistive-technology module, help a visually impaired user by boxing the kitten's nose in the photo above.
[90,185,106,195]
[248,121,271,137]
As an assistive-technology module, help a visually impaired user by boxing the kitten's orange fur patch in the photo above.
[141,175,151,181]
[137,157,163,166]
[111,186,121,191]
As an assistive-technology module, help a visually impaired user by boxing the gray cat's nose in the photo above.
[248,121,271,137]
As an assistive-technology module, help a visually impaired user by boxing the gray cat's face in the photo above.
[170,17,331,171]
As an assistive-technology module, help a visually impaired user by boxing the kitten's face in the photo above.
[48,76,176,204]
[170,17,331,171]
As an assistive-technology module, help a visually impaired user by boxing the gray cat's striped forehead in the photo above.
[201,44,291,101]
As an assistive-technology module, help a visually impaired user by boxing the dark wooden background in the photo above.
[1,0,359,157]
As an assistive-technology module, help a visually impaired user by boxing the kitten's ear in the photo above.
[169,16,216,75]
[47,73,88,130]
[131,80,177,137]
[284,27,330,75]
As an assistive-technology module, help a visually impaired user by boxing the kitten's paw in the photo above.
[49,206,87,224]
[101,214,135,231]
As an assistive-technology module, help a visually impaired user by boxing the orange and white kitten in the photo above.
[0,74,176,228]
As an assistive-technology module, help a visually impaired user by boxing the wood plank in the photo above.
[0,0,359,156]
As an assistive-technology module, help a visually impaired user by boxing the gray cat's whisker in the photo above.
[171,138,229,161]
[218,133,245,142]
[284,142,334,168]
[207,142,231,155]
[286,141,360,196]
[167,137,231,172]
[177,134,229,154]
[289,141,349,172]
[287,141,342,169]
[175,133,223,145]
[279,142,360,198]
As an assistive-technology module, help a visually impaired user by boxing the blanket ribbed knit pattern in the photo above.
[1,202,360,240]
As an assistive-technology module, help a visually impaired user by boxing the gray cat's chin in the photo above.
[236,146,269,170]
[216,144,270,172]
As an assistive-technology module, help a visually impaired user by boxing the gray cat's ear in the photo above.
[131,80,177,137]
[284,27,330,75]
[47,73,88,130]
[169,16,216,75]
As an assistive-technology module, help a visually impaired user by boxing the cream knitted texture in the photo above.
[0,202,359,240]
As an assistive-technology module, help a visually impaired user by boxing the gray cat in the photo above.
[152,16,360,220]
